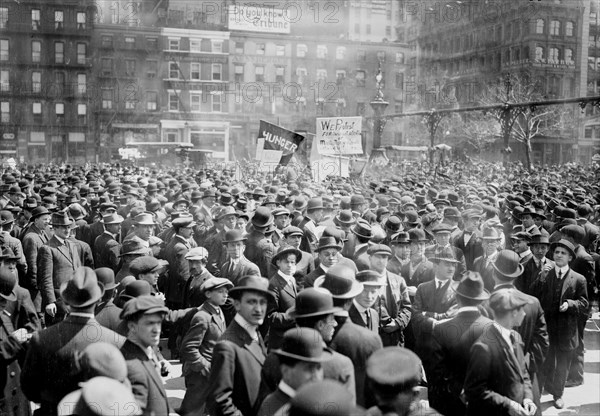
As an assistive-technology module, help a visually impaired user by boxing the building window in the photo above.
[377,51,386,62]
[395,73,404,89]
[535,46,544,61]
[168,38,180,50]
[55,103,64,116]
[190,39,202,52]
[550,20,560,36]
[169,62,180,79]
[32,9,40,30]
[396,52,404,64]
[549,47,559,62]
[101,58,112,75]
[0,7,7,29]
[32,102,42,117]
[0,70,7,92]
[394,101,403,113]
[55,72,65,89]
[77,104,86,121]
[356,70,366,87]
[317,45,328,59]
[275,66,285,83]
[536,19,544,34]
[211,94,222,112]
[147,92,157,111]
[55,10,63,29]
[234,65,244,83]
[77,12,86,29]
[190,92,202,112]
[32,40,41,63]
[257,43,265,55]
[235,42,244,54]
[125,36,135,48]
[101,35,113,48]
[255,66,264,82]
[212,40,223,53]
[111,7,118,24]
[77,43,86,64]
[357,49,366,61]
[125,97,136,110]
[168,92,179,111]
[296,44,307,57]
[296,67,307,84]
[386,26,391,37]
[190,63,200,80]
[125,59,136,76]
[336,70,346,84]
[146,60,157,77]
[212,63,221,81]
[276,45,285,56]
[0,39,7,61]
[32,71,41,93]
[77,74,86,95]
[55,42,64,64]
[565,48,573,64]
[336,46,346,60]
[0,102,8,122]
[146,37,157,50]
[316,69,327,82]
[566,21,574,36]
[102,89,113,109]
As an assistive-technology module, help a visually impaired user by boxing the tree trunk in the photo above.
[525,138,533,172]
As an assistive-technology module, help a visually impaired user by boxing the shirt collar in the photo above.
[277,270,295,285]
[434,278,448,288]
[234,313,259,341]
[320,264,329,273]
[278,380,296,398]
[55,235,66,245]
[518,249,532,259]
[68,312,94,319]
[230,257,240,265]
[555,265,569,278]
[352,299,369,314]
[492,322,513,348]
[104,230,116,238]
[457,306,480,314]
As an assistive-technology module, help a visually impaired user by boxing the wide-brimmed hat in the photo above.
[314,264,363,299]
[492,250,524,279]
[350,221,373,239]
[60,267,105,308]
[430,247,459,264]
[58,377,141,416]
[481,227,502,240]
[50,211,74,226]
[228,275,275,301]
[287,288,342,319]
[306,198,324,211]
[315,236,343,252]
[272,245,302,266]
[273,328,334,363]
[133,213,155,225]
[390,231,410,245]
[0,268,17,301]
[251,207,274,228]
[101,213,124,225]
[550,239,576,259]
[356,270,386,287]
[453,272,489,301]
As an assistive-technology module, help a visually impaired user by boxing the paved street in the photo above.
[162,312,600,415]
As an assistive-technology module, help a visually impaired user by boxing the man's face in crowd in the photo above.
[222,214,237,230]
[128,313,163,348]
[174,202,188,212]
[308,208,324,223]
[356,286,380,309]
[235,217,247,230]
[276,253,297,276]
[434,232,450,247]
[134,224,153,241]
[285,234,302,249]
[188,259,206,275]
[394,244,411,260]
[316,313,337,342]
[0,259,17,276]
[139,270,159,287]
[282,361,323,391]
[531,243,549,260]
[521,214,534,229]
[205,287,228,307]
[318,248,339,268]
[178,225,194,239]
[53,225,70,240]
[533,215,543,228]
[9,193,24,206]
[234,291,268,326]
[369,253,389,273]
[106,223,121,235]
[482,238,501,256]
[463,217,480,232]
[410,241,425,258]
[274,214,290,230]
[34,214,50,231]
[553,246,572,267]
[203,196,215,208]
[511,238,528,254]
[226,241,244,260]
[434,260,455,280]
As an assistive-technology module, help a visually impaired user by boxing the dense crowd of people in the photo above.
[0,160,597,416]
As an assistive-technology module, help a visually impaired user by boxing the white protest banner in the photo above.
[316,116,363,155]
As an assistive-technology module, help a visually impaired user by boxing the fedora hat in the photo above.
[133,213,155,225]
[220,193,235,206]
[119,239,149,257]
[315,236,343,252]
[228,275,275,301]
[60,267,105,308]
[0,268,17,301]
[252,187,267,198]
[407,228,428,242]
[430,247,459,264]
[94,267,118,291]
[30,206,50,220]
[384,216,402,233]
[314,264,364,299]
[272,245,302,266]
[101,213,124,225]
[274,328,333,363]
[287,288,342,319]
[293,196,308,211]
[550,239,576,259]
[334,210,355,226]
[350,220,373,239]
[306,198,324,211]
[356,270,386,287]
[528,233,550,245]
[50,211,74,226]
[492,250,524,279]
[58,377,141,416]
[251,207,274,228]
[222,229,247,244]
[453,272,489,301]
[390,231,410,245]
[481,227,502,240]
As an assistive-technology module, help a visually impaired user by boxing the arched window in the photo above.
[536,19,545,34]
[566,22,574,36]
[549,47,560,62]
[535,46,544,61]
[550,20,560,35]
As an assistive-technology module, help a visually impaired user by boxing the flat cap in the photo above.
[366,346,422,390]
[489,288,533,313]
[184,247,209,260]
[129,256,161,276]
[120,295,168,320]
[201,277,233,293]
[367,244,392,257]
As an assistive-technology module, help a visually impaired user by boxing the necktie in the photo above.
[365,309,371,329]
[149,351,162,377]
[558,270,563,280]
[228,261,235,275]
[509,331,519,359]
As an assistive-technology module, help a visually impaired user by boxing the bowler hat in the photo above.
[201,277,233,293]
[334,210,355,226]
[60,267,105,308]
[272,245,302,266]
[287,288,342,319]
[366,346,422,391]
[101,213,124,225]
[50,211,74,226]
[94,267,118,290]
[274,328,333,363]
[118,280,152,303]
[289,381,356,416]
[0,210,14,225]
[0,268,17,301]
[454,272,489,300]
[228,275,275,301]
[492,250,524,279]
[219,193,235,206]
[350,220,373,239]
[356,270,386,287]
[384,216,402,233]
[222,229,247,244]
[314,264,364,299]
[315,236,343,252]
[306,198,324,211]
[120,295,169,320]
[251,207,274,228]
[550,239,576,259]
[489,288,533,313]
[57,377,141,416]
[430,247,459,264]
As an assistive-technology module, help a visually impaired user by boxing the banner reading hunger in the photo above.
[256,120,305,168]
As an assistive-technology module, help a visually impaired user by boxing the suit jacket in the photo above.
[257,387,290,416]
[180,302,226,377]
[517,256,553,296]
[578,218,600,252]
[21,316,125,414]
[266,274,297,351]
[429,310,493,416]
[530,268,588,351]
[37,236,86,307]
[572,244,596,295]
[424,244,467,280]
[220,256,260,286]
[184,268,216,308]
[464,326,533,416]
[245,230,276,277]
[411,279,458,337]
[87,221,106,253]
[69,238,94,269]
[519,252,534,265]
[452,231,483,270]
[472,255,497,292]
[207,319,267,416]
[159,235,192,306]
[294,249,314,281]
[400,256,435,289]
[0,232,27,285]
[121,340,170,416]
[300,264,326,290]
[376,270,412,346]
[349,303,380,333]
[95,299,122,332]
[93,231,121,272]
[21,224,49,291]
[330,316,383,407]
[204,229,228,277]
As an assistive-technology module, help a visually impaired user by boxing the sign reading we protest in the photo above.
[316,116,363,155]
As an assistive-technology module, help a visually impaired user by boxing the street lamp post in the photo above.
[370,66,389,162]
